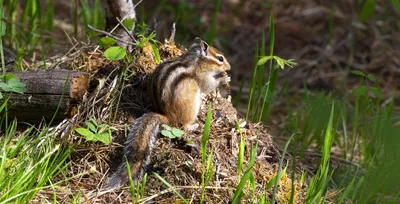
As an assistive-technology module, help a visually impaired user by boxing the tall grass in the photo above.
[305,103,335,203]
[80,0,105,37]
[246,13,296,122]
[0,120,72,203]
[4,0,54,62]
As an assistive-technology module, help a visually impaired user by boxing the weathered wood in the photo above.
[3,69,89,123]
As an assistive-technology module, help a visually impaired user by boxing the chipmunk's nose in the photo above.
[225,61,231,71]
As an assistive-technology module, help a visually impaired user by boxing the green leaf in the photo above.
[161,130,175,138]
[0,83,11,92]
[350,70,366,77]
[256,56,273,66]
[370,87,384,99]
[5,73,17,81]
[8,77,25,94]
[360,0,376,22]
[104,46,126,61]
[90,118,98,126]
[351,86,368,97]
[161,124,172,131]
[85,122,97,133]
[122,18,135,31]
[172,128,184,137]
[95,132,111,145]
[151,44,161,64]
[366,73,376,82]
[392,0,400,13]
[97,124,108,129]
[99,37,117,48]
[75,128,95,140]
[274,56,284,69]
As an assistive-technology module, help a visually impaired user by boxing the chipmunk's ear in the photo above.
[193,37,209,56]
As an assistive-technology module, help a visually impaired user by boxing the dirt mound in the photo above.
[31,40,306,203]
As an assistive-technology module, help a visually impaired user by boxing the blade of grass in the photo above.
[271,134,294,203]
[232,143,258,203]
[200,104,212,204]
[235,120,245,177]
[153,172,187,204]
[305,103,335,203]
[246,43,259,121]
[258,13,275,122]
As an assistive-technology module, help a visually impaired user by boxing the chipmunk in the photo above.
[107,37,231,188]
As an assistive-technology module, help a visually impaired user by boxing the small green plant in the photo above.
[126,157,148,203]
[135,22,157,48]
[232,143,257,204]
[160,124,184,139]
[350,70,383,99]
[75,118,116,145]
[246,13,297,123]
[200,105,214,204]
[134,21,160,64]
[0,73,25,99]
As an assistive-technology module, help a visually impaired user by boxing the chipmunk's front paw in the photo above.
[219,75,231,86]
[185,123,199,132]
[218,72,231,86]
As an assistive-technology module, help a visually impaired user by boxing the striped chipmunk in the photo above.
[107,37,231,188]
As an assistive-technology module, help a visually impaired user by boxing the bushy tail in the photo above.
[107,113,168,188]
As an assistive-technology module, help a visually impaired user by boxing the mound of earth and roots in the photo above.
[27,40,306,203]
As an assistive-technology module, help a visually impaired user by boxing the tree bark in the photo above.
[2,69,89,123]
[102,0,137,50]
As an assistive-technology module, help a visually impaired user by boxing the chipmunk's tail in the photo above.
[107,113,168,188]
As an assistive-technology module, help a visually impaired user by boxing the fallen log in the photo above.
[2,69,89,123]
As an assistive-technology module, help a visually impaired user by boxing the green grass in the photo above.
[0,120,72,203]
[200,105,214,204]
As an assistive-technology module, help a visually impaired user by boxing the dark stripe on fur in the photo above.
[158,61,187,97]
[150,60,172,113]
[170,73,193,102]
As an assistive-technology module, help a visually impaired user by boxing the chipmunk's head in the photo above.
[189,37,231,72]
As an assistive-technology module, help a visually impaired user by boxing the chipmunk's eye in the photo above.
[216,55,224,62]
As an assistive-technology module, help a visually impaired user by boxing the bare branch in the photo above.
[116,17,136,42]
[87,25,136,46]
[169,23,176,42]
